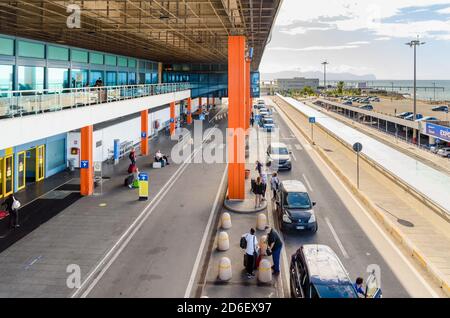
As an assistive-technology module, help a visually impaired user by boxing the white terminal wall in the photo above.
[67,97,203,165]
[0,90,190,150]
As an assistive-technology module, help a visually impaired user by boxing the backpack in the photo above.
[12,197,21,210]
[240,236,247,249]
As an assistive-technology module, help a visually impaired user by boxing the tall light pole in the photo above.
[322,61,329,92]
[405,36,425,121]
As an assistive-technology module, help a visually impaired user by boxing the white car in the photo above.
[437,147,450,158]
[415,116,439,122]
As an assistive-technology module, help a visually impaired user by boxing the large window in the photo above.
[0,38,14,56]
[118,72,127,85]
[0,65,13,94]
[90,70,104,86]
[106,71,117,86]
[18,41,45,59]
[48,68,69,91]
[128,72,136,85]
[71,69,88,88]
[18,66,44,91]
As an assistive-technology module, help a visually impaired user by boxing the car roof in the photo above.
[301,245,353,286]
[281,180,307,192]
[270,142,288,148]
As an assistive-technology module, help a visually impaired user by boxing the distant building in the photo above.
[276,77,320,92]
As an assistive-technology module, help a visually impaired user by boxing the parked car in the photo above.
[437,147,450,158]
[266,142,292,171]
[343,101,353,106]
[415,116,439,122]
[359,104,373,111]
[404,113,423,121]
[275,180,317,233]
[396,111,413,119]
[432,105,448,112]
[290,244,382,298]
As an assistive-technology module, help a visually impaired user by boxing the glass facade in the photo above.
[118,72,127,85]
[89,70,104,86]
[106,71,117,86]
[71,69,88,88]
[0,65,13,95]
[128,72,136,85]
[48,68,70,91]
[18,66,44,91]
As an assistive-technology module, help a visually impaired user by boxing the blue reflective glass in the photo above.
[18,66,44,91]
[48,68,69,91]
[71,69,88,88]
[0,65,13,94]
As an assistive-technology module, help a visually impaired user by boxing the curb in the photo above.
[273,96,450,297]
[224,199,268,213]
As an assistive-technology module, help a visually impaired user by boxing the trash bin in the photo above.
[68,158,75,171]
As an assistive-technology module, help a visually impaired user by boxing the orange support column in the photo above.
[170,101,175,135]
[141,110,149,156]
[187,98,192,124]
[228,36,246,200]
[199,97,202,111]
[80,125,94,196]
[246,59,251,129]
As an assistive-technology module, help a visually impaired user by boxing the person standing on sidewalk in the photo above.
[2,195,20,228]
[241,228,258,278]
[270,172,280,201]
[129,147,136,165]
[253,177,263,208]
[265,226,283,274]
[255,160,263,176]
[261,170,268,201]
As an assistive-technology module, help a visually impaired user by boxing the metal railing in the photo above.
[0,83,191,119]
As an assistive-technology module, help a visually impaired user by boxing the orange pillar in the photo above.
[187,98,192,124]
[199,97,202,111]
[228,36,246,200]
[170,101,175,135]
[141,110,149,156]
[80,125,94,196]
[246,59,251,129]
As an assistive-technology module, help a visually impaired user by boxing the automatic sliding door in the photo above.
[17,151,26,190]
[36,145,45,182]
[4,155,13,196]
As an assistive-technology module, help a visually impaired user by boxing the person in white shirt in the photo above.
[242,228,259,278]
[155,150,169,165]
[270,172,280,200]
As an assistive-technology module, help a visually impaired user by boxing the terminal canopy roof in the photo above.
[0,0,282,70]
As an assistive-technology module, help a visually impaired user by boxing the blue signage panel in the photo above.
[138,172,149,181]
[309,117,316,124]
[80,160,89,169]
[141,131,147,138]
[426,123,450,142]
[199,114,205,121]
[169,118,175,123]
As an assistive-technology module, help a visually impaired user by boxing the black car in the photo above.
[275,180,317,232]
[290,244,382,298]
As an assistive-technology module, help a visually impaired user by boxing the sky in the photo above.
[259,0,450,79]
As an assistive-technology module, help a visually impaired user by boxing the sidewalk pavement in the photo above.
[0,126,192,298]
[200,126,286,298]
[275,96,450,297]
[304,99,450,177]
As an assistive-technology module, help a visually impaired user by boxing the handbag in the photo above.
[12,197,21,210]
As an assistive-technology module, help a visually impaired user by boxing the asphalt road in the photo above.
[86,106,228,298]
[263,97,439,298]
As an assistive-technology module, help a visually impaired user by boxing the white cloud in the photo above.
[347,41,371,45]
[375,37,392,41]
[437,7,450,14]
[268,45,360,52]
[280,26,332,35]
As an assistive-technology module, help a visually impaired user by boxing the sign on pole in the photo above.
[93,161,103,196]
[309,117,316,143]
[138,172,149,201]
[352,142,363,189]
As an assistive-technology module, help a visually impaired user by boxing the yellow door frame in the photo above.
[3,154,14,197]
[0,157,3,199]
[17,151,26,191]
[36,145,45,182]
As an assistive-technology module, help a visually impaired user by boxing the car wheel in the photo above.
[311,223,318,233]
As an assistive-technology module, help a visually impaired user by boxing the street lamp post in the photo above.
[322,61,329,92]
[405,36,425,144]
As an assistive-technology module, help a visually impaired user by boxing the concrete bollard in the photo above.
[256,213,267,231]
[218,257,232,281]
[217,231,230,251]
[258,258,272,283]
[221,212,232,229]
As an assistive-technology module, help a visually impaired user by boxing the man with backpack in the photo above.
[240,228,259,278]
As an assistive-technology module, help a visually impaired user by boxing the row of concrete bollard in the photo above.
[217,212,272,283]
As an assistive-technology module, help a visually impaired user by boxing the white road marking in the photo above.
[184,166,228,298]
[294,144,303,151]
[325,217,350,259]
[72,126,218,298]
[302,173,313,192]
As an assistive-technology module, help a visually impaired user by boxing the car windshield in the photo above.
[264,119,274,124]
[271,147,289,155]
[284,192,311,209]
[315,284,358,298]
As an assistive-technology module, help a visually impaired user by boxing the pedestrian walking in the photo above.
[265,226,283,274]
[255,160,263,175]
[250,117,254,127]
[241,228,258,278]
[261,171,268,201]
[129,147,136,165]
[253,177,264,208]
[1,195,20,228]
[270,172,280,200]
[354,277,365,298]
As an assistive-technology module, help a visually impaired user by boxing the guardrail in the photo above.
[0,83,191,119]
